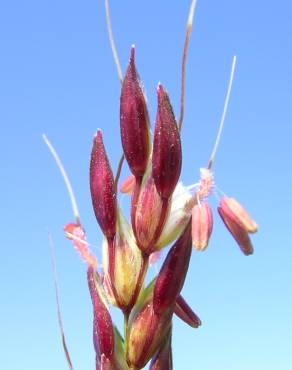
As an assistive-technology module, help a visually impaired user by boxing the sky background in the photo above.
[0,0,291,369]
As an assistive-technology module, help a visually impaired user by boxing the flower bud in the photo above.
[90,130,117,239]
[120,46,150,178]
[102,210,143,308]
[192,202,213,251]
[153,221,192,315]
[220,197,258,233]
[87,267,115,360]
[149,329,173,370]
[152,84,182,199]
[174,295,201,328]
[120,174,135,195]
[218,206,254,256]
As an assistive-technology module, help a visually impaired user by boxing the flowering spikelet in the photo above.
[102,210,143,308]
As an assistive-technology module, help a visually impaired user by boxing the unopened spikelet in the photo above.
[87,267,115,361]
[90,130,117,240]
[120,46,151,179]
[153,221,192,315]
[152,84,182,200]
[192,202,213,251]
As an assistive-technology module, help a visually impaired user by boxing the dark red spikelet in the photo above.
[90,130,117,239]
[87,267,115,360]
[152,84,182,199]
[120,46,150,178]
[153,221,192,314]
[174,295,202,328]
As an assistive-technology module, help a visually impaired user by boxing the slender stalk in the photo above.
[105,0,125,186]
[43,134,81,225]
[114,154,125,191]
[48,232,74,370]
[105,0,123,84]
[207,56,237,169]
[178,0,198,132]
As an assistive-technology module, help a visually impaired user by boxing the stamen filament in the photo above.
[208,55,237,169]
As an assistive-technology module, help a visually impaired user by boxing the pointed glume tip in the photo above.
[157,83,168,103]
[94,129,103,140]
[157,82,164,95]
[130,45,135,61]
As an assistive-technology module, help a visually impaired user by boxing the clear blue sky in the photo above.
[0,0,291,369]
